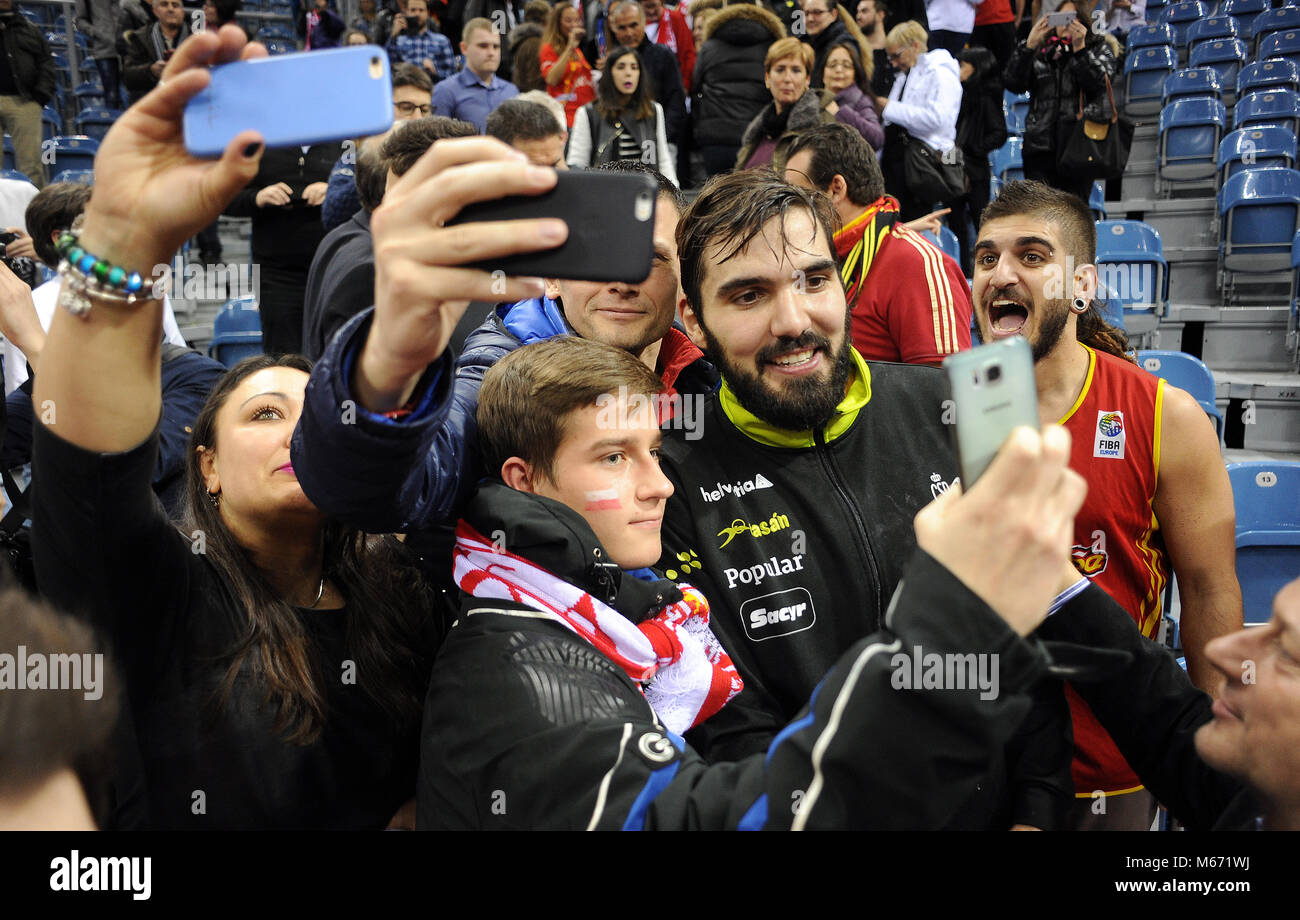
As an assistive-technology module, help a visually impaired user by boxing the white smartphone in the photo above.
[942,338,1040,487]
[1045,10,1078,27]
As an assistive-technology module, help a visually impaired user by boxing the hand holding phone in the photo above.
[943,337,1040,487]
[355,137,568,413]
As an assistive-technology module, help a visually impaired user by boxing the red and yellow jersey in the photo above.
[1060,344,1170,795]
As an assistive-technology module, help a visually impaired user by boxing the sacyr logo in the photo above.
[717,512,791,548]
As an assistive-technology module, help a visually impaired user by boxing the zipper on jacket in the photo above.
[812,427,884,629]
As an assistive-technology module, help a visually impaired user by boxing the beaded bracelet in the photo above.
[55,230,159,317]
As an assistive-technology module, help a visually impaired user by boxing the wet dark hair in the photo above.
[486,98,566,143]
[593,158,686,213]
[183,354,435,743]
[379,115,478,177]
[677,169,838,318]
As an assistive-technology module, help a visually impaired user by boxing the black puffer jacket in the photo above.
[1003,32,1118,156]
[692,3,786,149]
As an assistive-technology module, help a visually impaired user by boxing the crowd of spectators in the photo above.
[7,0,1290,839]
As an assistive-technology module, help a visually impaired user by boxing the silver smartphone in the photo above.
[942,338,1040,487]
[1045,10,1077,27]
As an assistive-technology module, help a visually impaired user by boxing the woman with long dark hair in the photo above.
[31,27,441,828]
[566,47,678,185]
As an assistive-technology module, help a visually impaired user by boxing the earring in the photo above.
[207,490,221,507]
[1071,297,1088,314]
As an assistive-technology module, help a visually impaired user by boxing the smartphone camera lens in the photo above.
[987,364,1002,384]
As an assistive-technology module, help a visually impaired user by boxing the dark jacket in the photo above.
[1002,32,1119,156]
[302,209,373,362]
[298,7,346,49]
[654,355,1073,829]
[692,3,786,149]
[735,87,837,172]
[122,22,192,104]
[805,17,849,89]
[0,13,56,106]
[291,297,718,535]
[224,143,344,271]
[4,346,226,521]
[957,44,1008,158]
[1040,585,1260,831]
[633,37,688,147]
[417,480,1054,830]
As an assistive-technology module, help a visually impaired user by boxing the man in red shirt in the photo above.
[784,123,971,366]
[640,0,695,91]
[972,179,1243,830]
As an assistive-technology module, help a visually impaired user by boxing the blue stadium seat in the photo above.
[41,104,61,142]
[1097,220,1169,318]
[1292,228,1300,368]
[208,297,263,366]
[1252,6,1300,53]
[1186,16,1240,55]
[1225,461,1300,624]
[1188,39,1247,94]
[76,108,116,142]
[1218,167,1300,272]
[0,169,31,184]
[1004,105,1025,134]
[989,136,1022,184]
[262,39,294,55]
[1259,29,1300,70]
[1217,0,1269,39]
[258,23,296,41]
[1090,181,1107,220]
[1158,96,1227,180]
[1218,126,1297,185]
[74,82,106,112]
[1136,349,1223,440]
[1127,23,1175,49]
[921,226,960,264]
[1238,58,1300,98]
[1125,45,1178,115]
[18,8,45,26]
[2,136,12,172]
[48,135,99,175]
[1233,89,1300,134]
[1159,1,1212,49]
[50,169,93,185]
[1094,282,1128,332]
[1162,67,1222,104]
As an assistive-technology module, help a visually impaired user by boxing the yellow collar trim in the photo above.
[719,347,872,448]
[1058,344,1097,425]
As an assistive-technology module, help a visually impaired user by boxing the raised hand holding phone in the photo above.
[355,138,568,413]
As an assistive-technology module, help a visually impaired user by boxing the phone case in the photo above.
[942,338,1040,487]
[447,170,658,283]
[184,46,394,157]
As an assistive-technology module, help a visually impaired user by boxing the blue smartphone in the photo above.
[184,46,393,157]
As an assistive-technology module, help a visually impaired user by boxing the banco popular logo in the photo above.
[717,512,791,548]
[1098,412,1123,438]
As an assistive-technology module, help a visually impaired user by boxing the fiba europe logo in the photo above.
[1094,410,1126,459]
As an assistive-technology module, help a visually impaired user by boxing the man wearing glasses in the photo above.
[796,0,849,89]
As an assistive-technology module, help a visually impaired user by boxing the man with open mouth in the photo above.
[971,179,1243,830]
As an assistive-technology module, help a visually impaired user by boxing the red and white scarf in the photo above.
[654,9,678,55]
[453,522,742,733]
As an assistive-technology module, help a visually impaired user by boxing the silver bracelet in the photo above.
[57,260,163,318]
